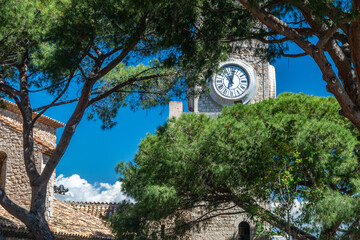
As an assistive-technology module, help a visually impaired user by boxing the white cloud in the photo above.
[55,174,131,203]
[271,198,305,218]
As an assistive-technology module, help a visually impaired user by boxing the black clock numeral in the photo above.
[239,75,247,81]
[235,87,244,95]
[217,84,225,91]
[226,67,232,76]
[216,75,224,80]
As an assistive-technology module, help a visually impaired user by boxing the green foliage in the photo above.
[0,0,261,128]
[112,93,360,239]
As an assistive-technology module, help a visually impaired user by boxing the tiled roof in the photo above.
[65,201,119,218]
[0,199,115,239]
[0,99,65,129]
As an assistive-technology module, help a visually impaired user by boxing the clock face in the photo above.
[214,65,249,99]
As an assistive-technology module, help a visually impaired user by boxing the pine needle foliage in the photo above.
[113,93,360,239]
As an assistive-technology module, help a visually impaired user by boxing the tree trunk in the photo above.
[26,215,55,240]
[26,183,55,239]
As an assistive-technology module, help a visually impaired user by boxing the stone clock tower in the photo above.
[168,40,276,240]
[187,40,276,115]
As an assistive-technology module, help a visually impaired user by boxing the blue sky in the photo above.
[36,46,331,187]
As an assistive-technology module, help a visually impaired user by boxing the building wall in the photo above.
[0,107,57,218]
[153,204,264,240]
[0,107,57,149]
[188,202,270,240]
[229,40,270,104]
[191,212,256,240]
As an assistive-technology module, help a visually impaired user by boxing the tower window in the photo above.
[239,221,250,240]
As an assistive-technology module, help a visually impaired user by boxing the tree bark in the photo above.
[24,213,54,240]
[0,19,146,238]
[236,0,360,137]
[7,50,55,239]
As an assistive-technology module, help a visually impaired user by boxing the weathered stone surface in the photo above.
[0,102,114,239]
[151,203,266,240]
[169,101,184,118]
[188,40,276,115]
[0,102,63,218]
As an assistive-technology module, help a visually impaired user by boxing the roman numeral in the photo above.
[226,67,232,75]
[239,75,247,81]
[235,87,244,94]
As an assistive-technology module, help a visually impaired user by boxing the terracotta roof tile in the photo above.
[65,201,119,218]
[0,199,115,239]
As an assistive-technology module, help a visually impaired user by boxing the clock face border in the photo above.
[213,64,249,99]
[210,60,257,105]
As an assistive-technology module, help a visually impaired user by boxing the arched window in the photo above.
[239,221,250,240]
[0,152,6,189]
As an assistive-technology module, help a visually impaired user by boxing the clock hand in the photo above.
[230,69,235,84]
[227,71,235,88]
[226,75,233,88]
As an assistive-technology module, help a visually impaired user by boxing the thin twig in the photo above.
[32,98,80,112]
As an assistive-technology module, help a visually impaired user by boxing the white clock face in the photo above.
[214,65,249,99]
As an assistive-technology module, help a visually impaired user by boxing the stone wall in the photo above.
[0,106,58,150]
[229,40,270,104]
[151,204,266,240]
[189,204,260,240]
[0,103,62,218]
[197,95,223,113]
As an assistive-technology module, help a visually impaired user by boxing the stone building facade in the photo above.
[190,207,260,240]
[0,100,114,239]
[0,99,64,217]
